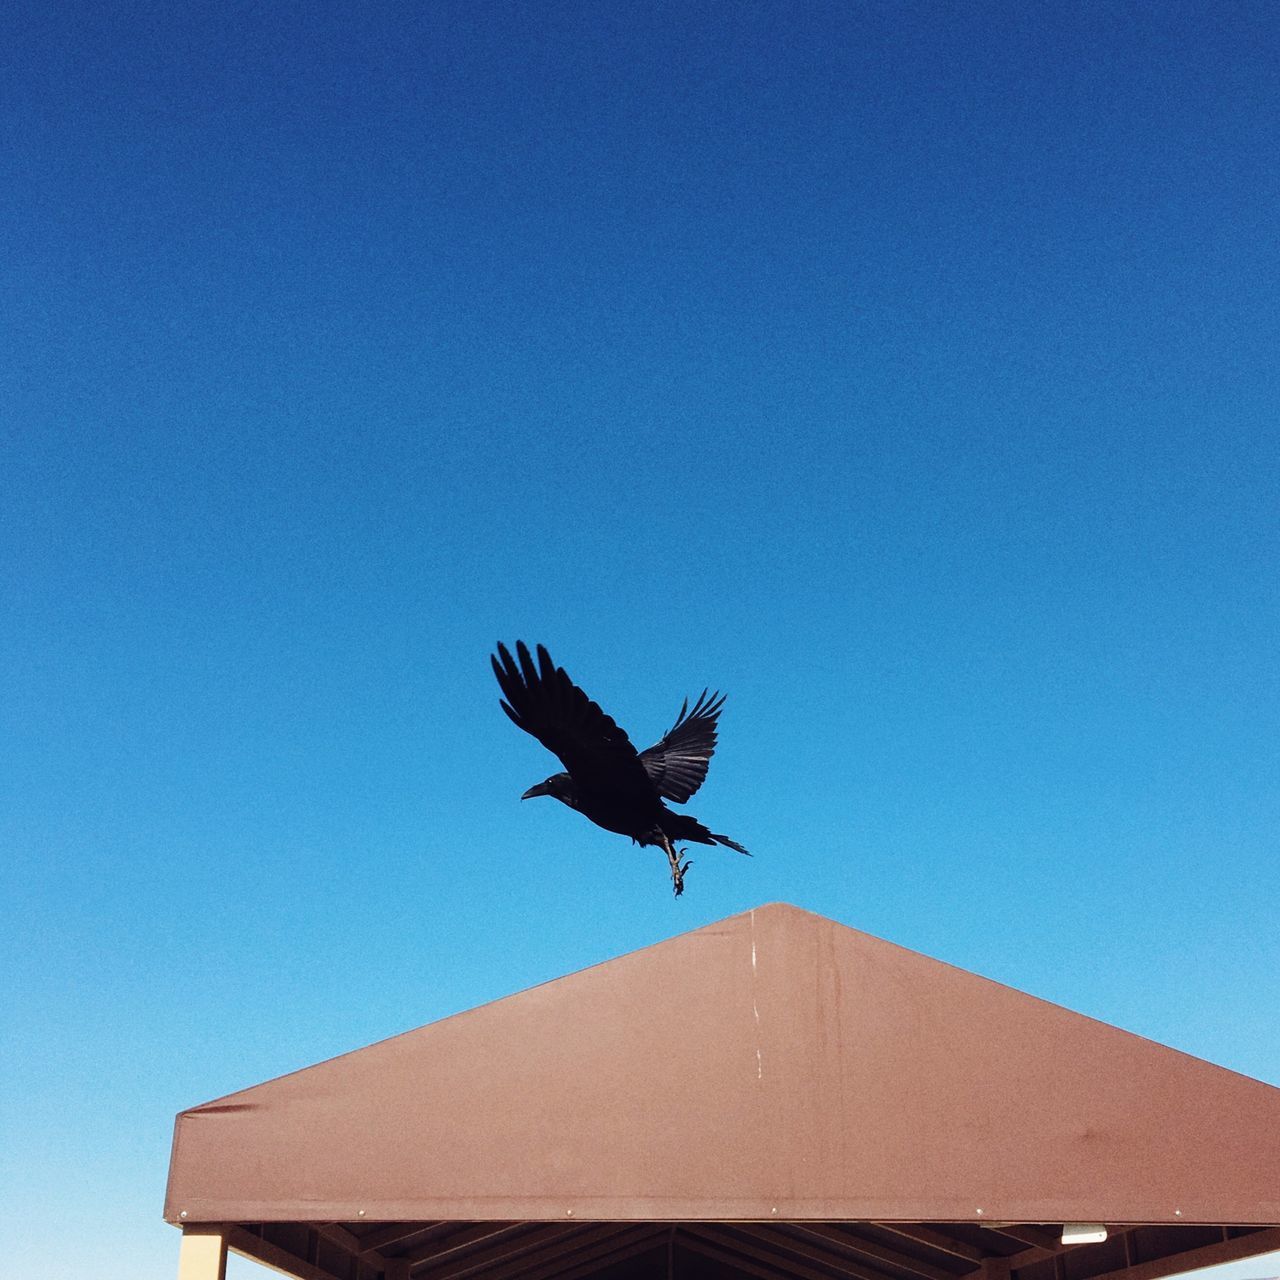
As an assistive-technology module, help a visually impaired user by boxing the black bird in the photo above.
[492,641,749,896]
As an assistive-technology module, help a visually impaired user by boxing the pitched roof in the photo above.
[165,902,1280,1227]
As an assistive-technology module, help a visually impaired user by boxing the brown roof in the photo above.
[165,902,1280,1280]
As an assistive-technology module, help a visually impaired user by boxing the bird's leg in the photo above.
[659,835,692,897]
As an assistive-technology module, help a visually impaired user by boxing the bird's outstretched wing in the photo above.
[492,641,652,796]
[639,689,727,804]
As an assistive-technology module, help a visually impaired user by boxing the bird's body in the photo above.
[491,641,748,896]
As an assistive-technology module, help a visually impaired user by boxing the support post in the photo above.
[178,1227,229,1280]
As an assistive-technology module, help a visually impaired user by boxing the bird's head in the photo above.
[521,772,577,808]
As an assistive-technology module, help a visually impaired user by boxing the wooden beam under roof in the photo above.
[685,1224,871,1280]
[873,1225,985,1266]
[412,1223,577,1280]
[401,1223,528,1268]
[793,1223,965,1280]
[491,1226,669,1280]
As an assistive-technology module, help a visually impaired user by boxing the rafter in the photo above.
[873,1226,985,1267]
[680,1233,807,1280]
[226,1227,337,1280]
[501,1226,668,1280]
[401,1224,527,1268]
[315,1224,388,1272]
[357,1224,451,1256]
[463,1224,645,1280]
[684,1224,861,1280]
[793,1224,962,1280]
[740,1227,899,1280]
[404,1218,555,1269]
[1082,1228,1280,1280]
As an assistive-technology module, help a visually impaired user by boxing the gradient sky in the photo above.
[2,3,1278,1277]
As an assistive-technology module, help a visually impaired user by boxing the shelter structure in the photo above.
[166,903,1280,1280]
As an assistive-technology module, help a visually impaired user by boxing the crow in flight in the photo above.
[492,641,749,896]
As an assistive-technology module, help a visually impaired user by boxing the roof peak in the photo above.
[170,898,1280,1227]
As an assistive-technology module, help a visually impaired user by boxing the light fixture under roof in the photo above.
[1063,1225,1109,1245]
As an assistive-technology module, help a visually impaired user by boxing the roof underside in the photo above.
[227,1219,1280,1280]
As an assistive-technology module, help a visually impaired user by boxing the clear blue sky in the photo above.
[2,3,1278,1276]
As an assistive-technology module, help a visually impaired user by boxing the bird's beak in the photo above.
[521,782,551,800]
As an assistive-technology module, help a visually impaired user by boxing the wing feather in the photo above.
[492,642,652,798]
[639,687,728,803]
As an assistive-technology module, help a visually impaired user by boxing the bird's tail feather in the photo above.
[665,812,750,857]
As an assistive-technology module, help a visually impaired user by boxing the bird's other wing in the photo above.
[491,642,653,795]
[638,688,727,803]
